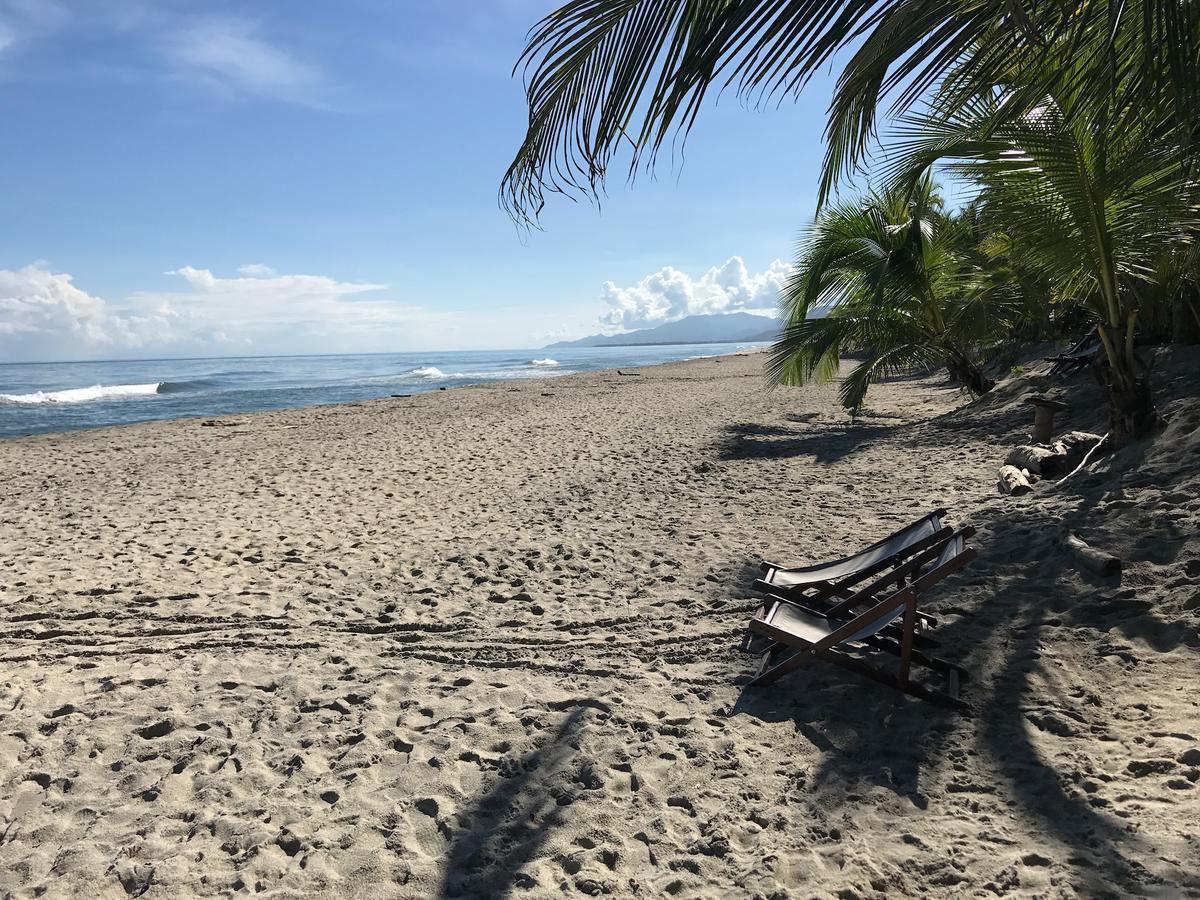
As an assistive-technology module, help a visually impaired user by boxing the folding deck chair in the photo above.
[746,528,976,709]
[756,509,952,624]
[1044,328,1100,377]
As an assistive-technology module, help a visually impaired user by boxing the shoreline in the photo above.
[2,349,1197,897]
[0,345,765,443]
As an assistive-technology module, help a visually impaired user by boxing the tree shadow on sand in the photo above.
[716,421,900,464]
[727,497,1196,897]
[438,701,607,899]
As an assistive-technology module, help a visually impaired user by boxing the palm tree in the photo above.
[501,1,1199,224]
[882,84,1200,443]
[767,176,1014,412]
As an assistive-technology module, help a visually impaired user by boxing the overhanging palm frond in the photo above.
[837,340,946,412]
[502,0,1200,223]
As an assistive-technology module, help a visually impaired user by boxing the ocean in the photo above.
[0,344,765,438]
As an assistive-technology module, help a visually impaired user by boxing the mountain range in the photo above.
[545,312,779,349]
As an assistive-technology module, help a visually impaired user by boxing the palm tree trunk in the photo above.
[944,353,995,396]
[1172,288,1200,344]
[1097,315,1159,446]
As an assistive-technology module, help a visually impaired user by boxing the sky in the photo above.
[0,0,842,362]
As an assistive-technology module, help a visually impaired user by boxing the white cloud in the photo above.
[0,266,171,353]
[237,262,276,276]
[599,256,791,332]
[161,19,322,104]
[0,264,461,362]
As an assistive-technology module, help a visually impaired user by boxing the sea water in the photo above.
[0,344,764,437]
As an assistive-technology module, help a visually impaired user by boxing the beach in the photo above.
[1,349,1198,898]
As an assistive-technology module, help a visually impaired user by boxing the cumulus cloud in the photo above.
[0,266,172,355]
[599,256,791,332]
[0,263,458,362]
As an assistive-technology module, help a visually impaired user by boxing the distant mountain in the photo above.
[546,312,779,349]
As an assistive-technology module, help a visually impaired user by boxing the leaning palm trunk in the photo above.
[944,351,994,396]
[1097,315,1159,445]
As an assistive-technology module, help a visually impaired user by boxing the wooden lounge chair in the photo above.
[746,528,976,709]
[756,509,952,619]
[1044,327,1100,377]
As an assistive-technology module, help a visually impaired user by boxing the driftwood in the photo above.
[1065,533,1122,576]
[1056,432,1110,484]
[1006,445,1067,477]
[997,465,1034,496]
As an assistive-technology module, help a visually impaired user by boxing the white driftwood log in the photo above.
[1065,533,1122,576]
[1006,444,1067,477]
[997,465,1034,496]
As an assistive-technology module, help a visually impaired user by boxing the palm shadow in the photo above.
[716,421,900,464]
[725,496,1194,896]
[438,701,606,899]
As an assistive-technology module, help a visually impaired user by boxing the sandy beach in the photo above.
[1,349,1198,899]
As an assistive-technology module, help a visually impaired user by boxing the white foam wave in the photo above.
[0,382,163,405]
[407,366,463,379]
[530,358,559,367]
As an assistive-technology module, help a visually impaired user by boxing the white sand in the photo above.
[1,350,1197,898]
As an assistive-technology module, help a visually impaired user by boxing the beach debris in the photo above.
[617,370,642,376]
[391,393,411,398]
[997,465,1034,495]
[1000,429,1107,496]
[1005,431,1106,479]
[200,419,243,427]
[1025,395,1068,443]
[1053,431,1107,473]
[1065,533,1122,577]
[1006,444,1066,477]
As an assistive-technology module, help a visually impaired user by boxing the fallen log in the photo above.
[1006,444,1068,477]
[1065,533,1122,577]
[997,465,1034,496]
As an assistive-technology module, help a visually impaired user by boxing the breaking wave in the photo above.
[0,382,163,405]
[407,366,463,379]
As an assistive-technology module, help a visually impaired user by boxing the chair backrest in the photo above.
[774,510,945,583]
[844,528,975,643]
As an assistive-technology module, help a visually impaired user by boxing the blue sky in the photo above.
[0,0,840,362]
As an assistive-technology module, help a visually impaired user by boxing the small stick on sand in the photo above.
[1065,533,1122,576]
[617,370,642,376]
[1056,431,1110,484]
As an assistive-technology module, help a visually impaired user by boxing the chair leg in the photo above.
[749,644,812,686]
[898,596,917,683]
[813,647,968,711]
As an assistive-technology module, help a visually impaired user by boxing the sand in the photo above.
[1,349,1198,899]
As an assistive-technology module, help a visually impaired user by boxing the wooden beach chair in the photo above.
[756,509,952,615]
[746,529,976,709]
[1044,327,1100,377]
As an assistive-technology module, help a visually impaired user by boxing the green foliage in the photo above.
[766,176,1017,411]
[504,1,1200,440]
[502,0,1200,224]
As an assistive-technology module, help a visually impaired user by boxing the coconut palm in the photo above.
[767,175,1015,412]
[882,82,1200,443]
[501,0,1200,224]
